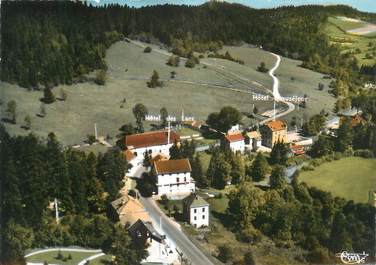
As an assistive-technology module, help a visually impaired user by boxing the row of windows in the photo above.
[193,207,206,213]
[193,215,206,220]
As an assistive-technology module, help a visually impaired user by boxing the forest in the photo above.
[0,125,146,265]
[1,1,374,90]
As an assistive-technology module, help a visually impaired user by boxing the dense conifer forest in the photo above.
[0,125,146,265]
[1,1,374,89]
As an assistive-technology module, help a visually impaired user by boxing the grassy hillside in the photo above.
[219,45,336,122]
[324,17,376,66]
[1,40,338,145]
[299,157,376,203]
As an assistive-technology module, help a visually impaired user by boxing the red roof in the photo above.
[126,131,180,149]
[154,159,192,174]
[225,133,245,143]
[265,120,286,131]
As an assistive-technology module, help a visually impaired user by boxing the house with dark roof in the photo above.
[153,158,195,197]
[183,194,209,228]
[128,219,166,245]
[260,120,287,148]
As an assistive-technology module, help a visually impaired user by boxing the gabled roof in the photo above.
[225,133,245,143]
[154,158,192,175]
[183,193,209,208]
[246,131,261,139]
[111,195,151,226]
[125,130,180,149]
[264,120,287,131]
[129,219,166,243]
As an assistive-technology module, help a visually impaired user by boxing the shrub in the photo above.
[257,62,268,73]
[43,87,56,104]
[94,70,106,85]
[144,46,152,53]
[217,245,233,263]
[185,57,196,68]
[354,149,374,158]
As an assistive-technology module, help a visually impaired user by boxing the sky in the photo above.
[91,0,376,13]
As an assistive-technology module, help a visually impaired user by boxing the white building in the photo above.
[227,124,241,135]
[245,131,262,151]
[223,133,245,153]
[183,194,209,228]
[125,130,180,173]
[154,159,195,197]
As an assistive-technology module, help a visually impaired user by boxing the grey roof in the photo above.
[183,193,209,208]
[337,107,361,117]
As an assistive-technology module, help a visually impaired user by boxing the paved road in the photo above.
[139,196,214,265]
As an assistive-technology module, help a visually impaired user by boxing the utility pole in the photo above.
[54,198,59,224]
[94,123,98,140]
[167,121,171,145]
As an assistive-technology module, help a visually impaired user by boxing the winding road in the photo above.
[260,53,295,124]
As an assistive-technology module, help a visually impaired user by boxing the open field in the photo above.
[26,250,97,265]
[1,40,337,145]
[299,157,376,203]
[324,17,376,66]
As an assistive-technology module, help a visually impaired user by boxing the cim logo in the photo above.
[336,251,369,264]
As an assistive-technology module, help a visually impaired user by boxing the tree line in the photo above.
[0,125,146,265]
[2,1,372,92]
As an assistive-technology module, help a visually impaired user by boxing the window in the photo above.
[184,177,186,182]
[202,207,205,212]
[194,209,197,213]
[202,215,205,219]
[176,177,179,183]
[194,216,197,221]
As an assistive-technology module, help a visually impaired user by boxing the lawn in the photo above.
[324,17,376,66]
[90,254,113,265]
[26,250,99,265]
[299,156,376,203]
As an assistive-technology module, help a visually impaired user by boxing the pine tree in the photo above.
[250,152,269,182]
[24,115,31,130]
[160,107,168,128]
[6,100,17,123]
[46,133,73,212]
[269,165,286,189]
[67,150,88,213]
[269,141,289,165]
[191,154,208,187]
[43,87,56,104]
